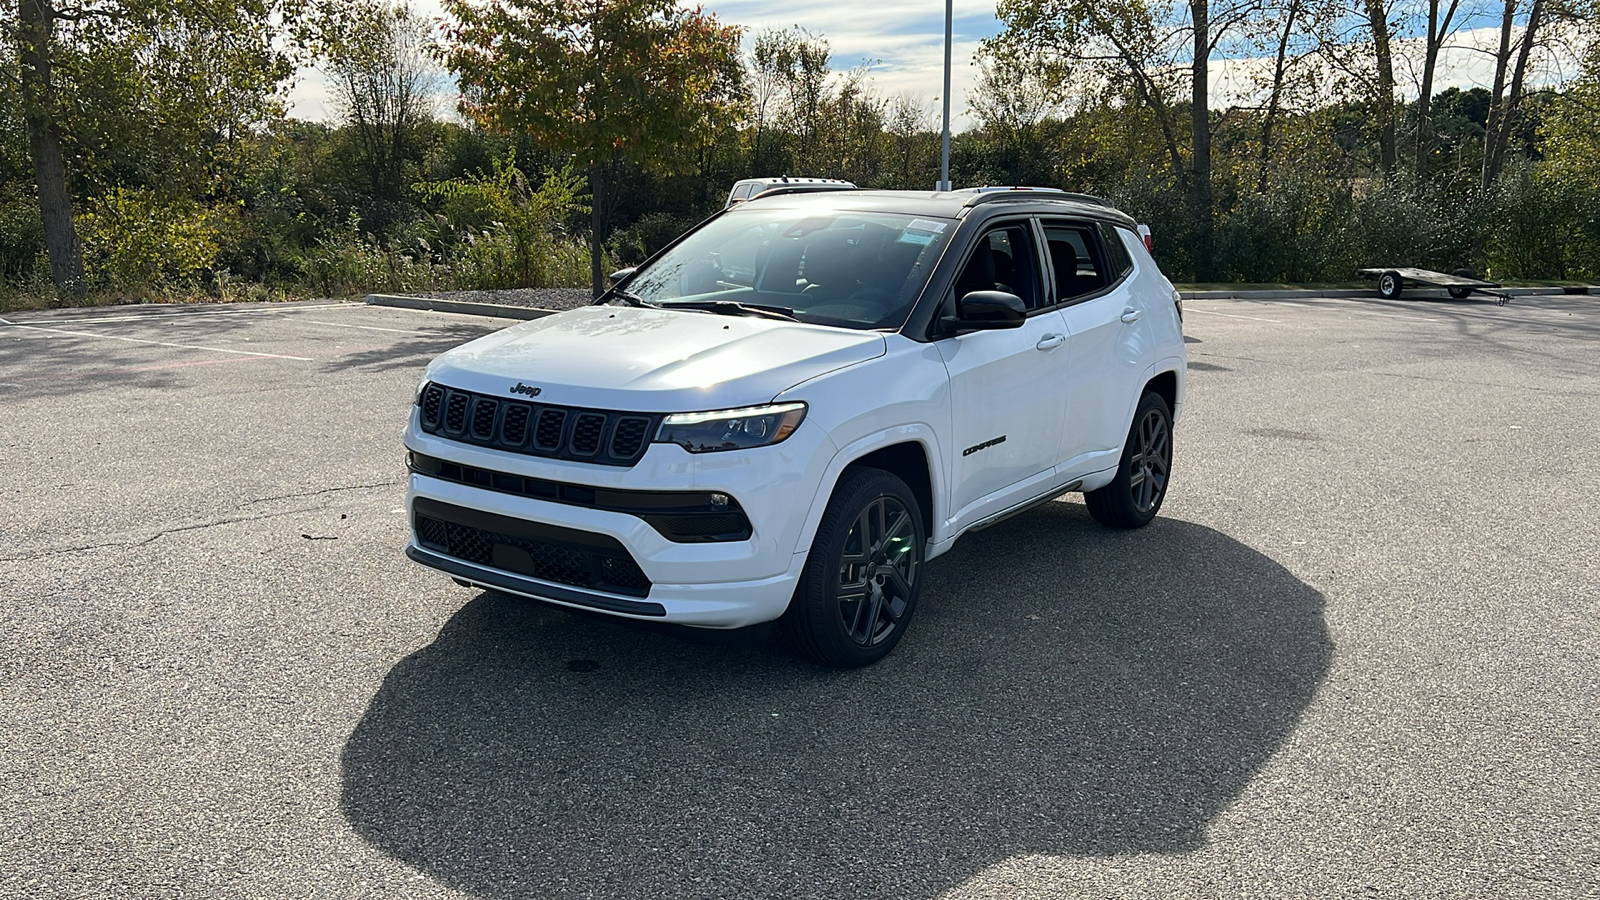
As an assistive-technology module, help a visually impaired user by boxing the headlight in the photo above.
[655,402,807,453]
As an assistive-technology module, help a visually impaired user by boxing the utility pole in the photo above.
[939,0,952,191]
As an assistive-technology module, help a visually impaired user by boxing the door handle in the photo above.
[1120,307,1143,323]
[1035,333,1065,350]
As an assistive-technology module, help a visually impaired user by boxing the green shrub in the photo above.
[1482,162,1590,280]
[415,154,591,289]
[78,188,230,289]
[0,193,44,283]
[300,215,438,297]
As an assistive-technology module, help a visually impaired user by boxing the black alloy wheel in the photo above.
[835,494,918,647]
[786,468,924,667]
[1085,390,1173,529]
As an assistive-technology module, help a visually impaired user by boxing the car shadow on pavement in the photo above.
[317,326,499,374]
[340,501,1331,899]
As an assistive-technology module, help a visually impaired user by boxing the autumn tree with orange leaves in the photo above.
[441,0,744,295]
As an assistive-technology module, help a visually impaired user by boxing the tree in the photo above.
[883,95,937,189]
[746,27,829,175]
[987,0,1256,278]
[988,0,1187,183]
[1360,0,1398,175]
[4,0,301,294]
[1413,0,1465,177]
[970,56,1060,154]
[1537,45,1600,274]
[969,56,1062,185]
[12,0,83,292]
[320,0,439,228]
[442,0,745,295]
[1252,0,1311,191]
[1481,0,1547,188]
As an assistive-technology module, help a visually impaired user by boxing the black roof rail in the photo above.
[959,186,1110,208]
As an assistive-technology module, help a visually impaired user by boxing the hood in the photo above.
[424,305,887,411]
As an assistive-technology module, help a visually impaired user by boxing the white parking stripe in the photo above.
[303,320,440,335]
[6,303,353,326]
[0,318,313,361]
[1183,307,1283,323]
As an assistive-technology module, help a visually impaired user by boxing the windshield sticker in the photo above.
[897,230,936,246]
[907,219,947,234]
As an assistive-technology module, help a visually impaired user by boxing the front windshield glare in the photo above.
[623,209,955,330]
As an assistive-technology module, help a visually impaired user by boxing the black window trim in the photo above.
[1037,216,1133,309]
[904,203,1142,342]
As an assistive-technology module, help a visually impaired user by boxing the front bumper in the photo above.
[402,412,834,628]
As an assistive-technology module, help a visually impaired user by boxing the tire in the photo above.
[1448,269,1475,300]
[1085,391,1174,529]
[1377,270,1403,300]
[785,468,925,667]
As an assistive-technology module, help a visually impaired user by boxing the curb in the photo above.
[1179,286,1593,300]
[1180,288,1370,300]
[365,294,559,320]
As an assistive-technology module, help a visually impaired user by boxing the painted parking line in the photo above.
[1183,307,1283,323]
[5,303,353,326]
[302,320,441,335]
[0,317,313,361]
[1,355,279,384]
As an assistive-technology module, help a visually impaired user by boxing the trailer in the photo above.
[1358,267,1510,305]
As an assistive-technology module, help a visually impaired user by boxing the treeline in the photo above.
[2,0,1598,307]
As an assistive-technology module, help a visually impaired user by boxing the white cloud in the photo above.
[286,2,1592,130]
[287,0,1003,129]
[285,67,337,123]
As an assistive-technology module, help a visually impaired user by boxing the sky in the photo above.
[287,0,1000,128]
[286,0,1585,133]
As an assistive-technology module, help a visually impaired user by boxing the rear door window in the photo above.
[1041,222,1109,303]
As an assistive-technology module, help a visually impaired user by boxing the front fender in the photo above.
[789,425,947,557]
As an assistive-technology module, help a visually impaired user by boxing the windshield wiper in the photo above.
[658,300,799,322]
[598,287,656,308]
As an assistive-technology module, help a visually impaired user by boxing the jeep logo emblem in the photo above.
[509,382,542,397]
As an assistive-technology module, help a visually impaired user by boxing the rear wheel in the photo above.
[1085,391,1173,529]
[1378,270,1403,300]
[785,468,924,667]
[1448,268,1476,299]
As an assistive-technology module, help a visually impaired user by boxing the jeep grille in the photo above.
[417,383,661,467]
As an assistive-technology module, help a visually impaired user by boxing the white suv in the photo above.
[404,187,1186,666]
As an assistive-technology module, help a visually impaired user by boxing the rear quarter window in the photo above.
[1100,222,1135,278]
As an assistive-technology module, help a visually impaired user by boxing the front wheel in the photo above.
[1085,391,1173,529]
[785,468,924,667]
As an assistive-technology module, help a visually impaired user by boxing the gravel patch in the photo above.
[412,287,595,312]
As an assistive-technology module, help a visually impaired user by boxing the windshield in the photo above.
[621,208,955,330]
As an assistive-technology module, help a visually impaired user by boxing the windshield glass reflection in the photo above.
[625,209,955,330]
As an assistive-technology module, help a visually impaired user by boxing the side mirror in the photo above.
[942,290,1027,332]
[608,267,637,285]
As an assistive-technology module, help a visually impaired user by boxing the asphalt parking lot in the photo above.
[2,293,1596,899]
